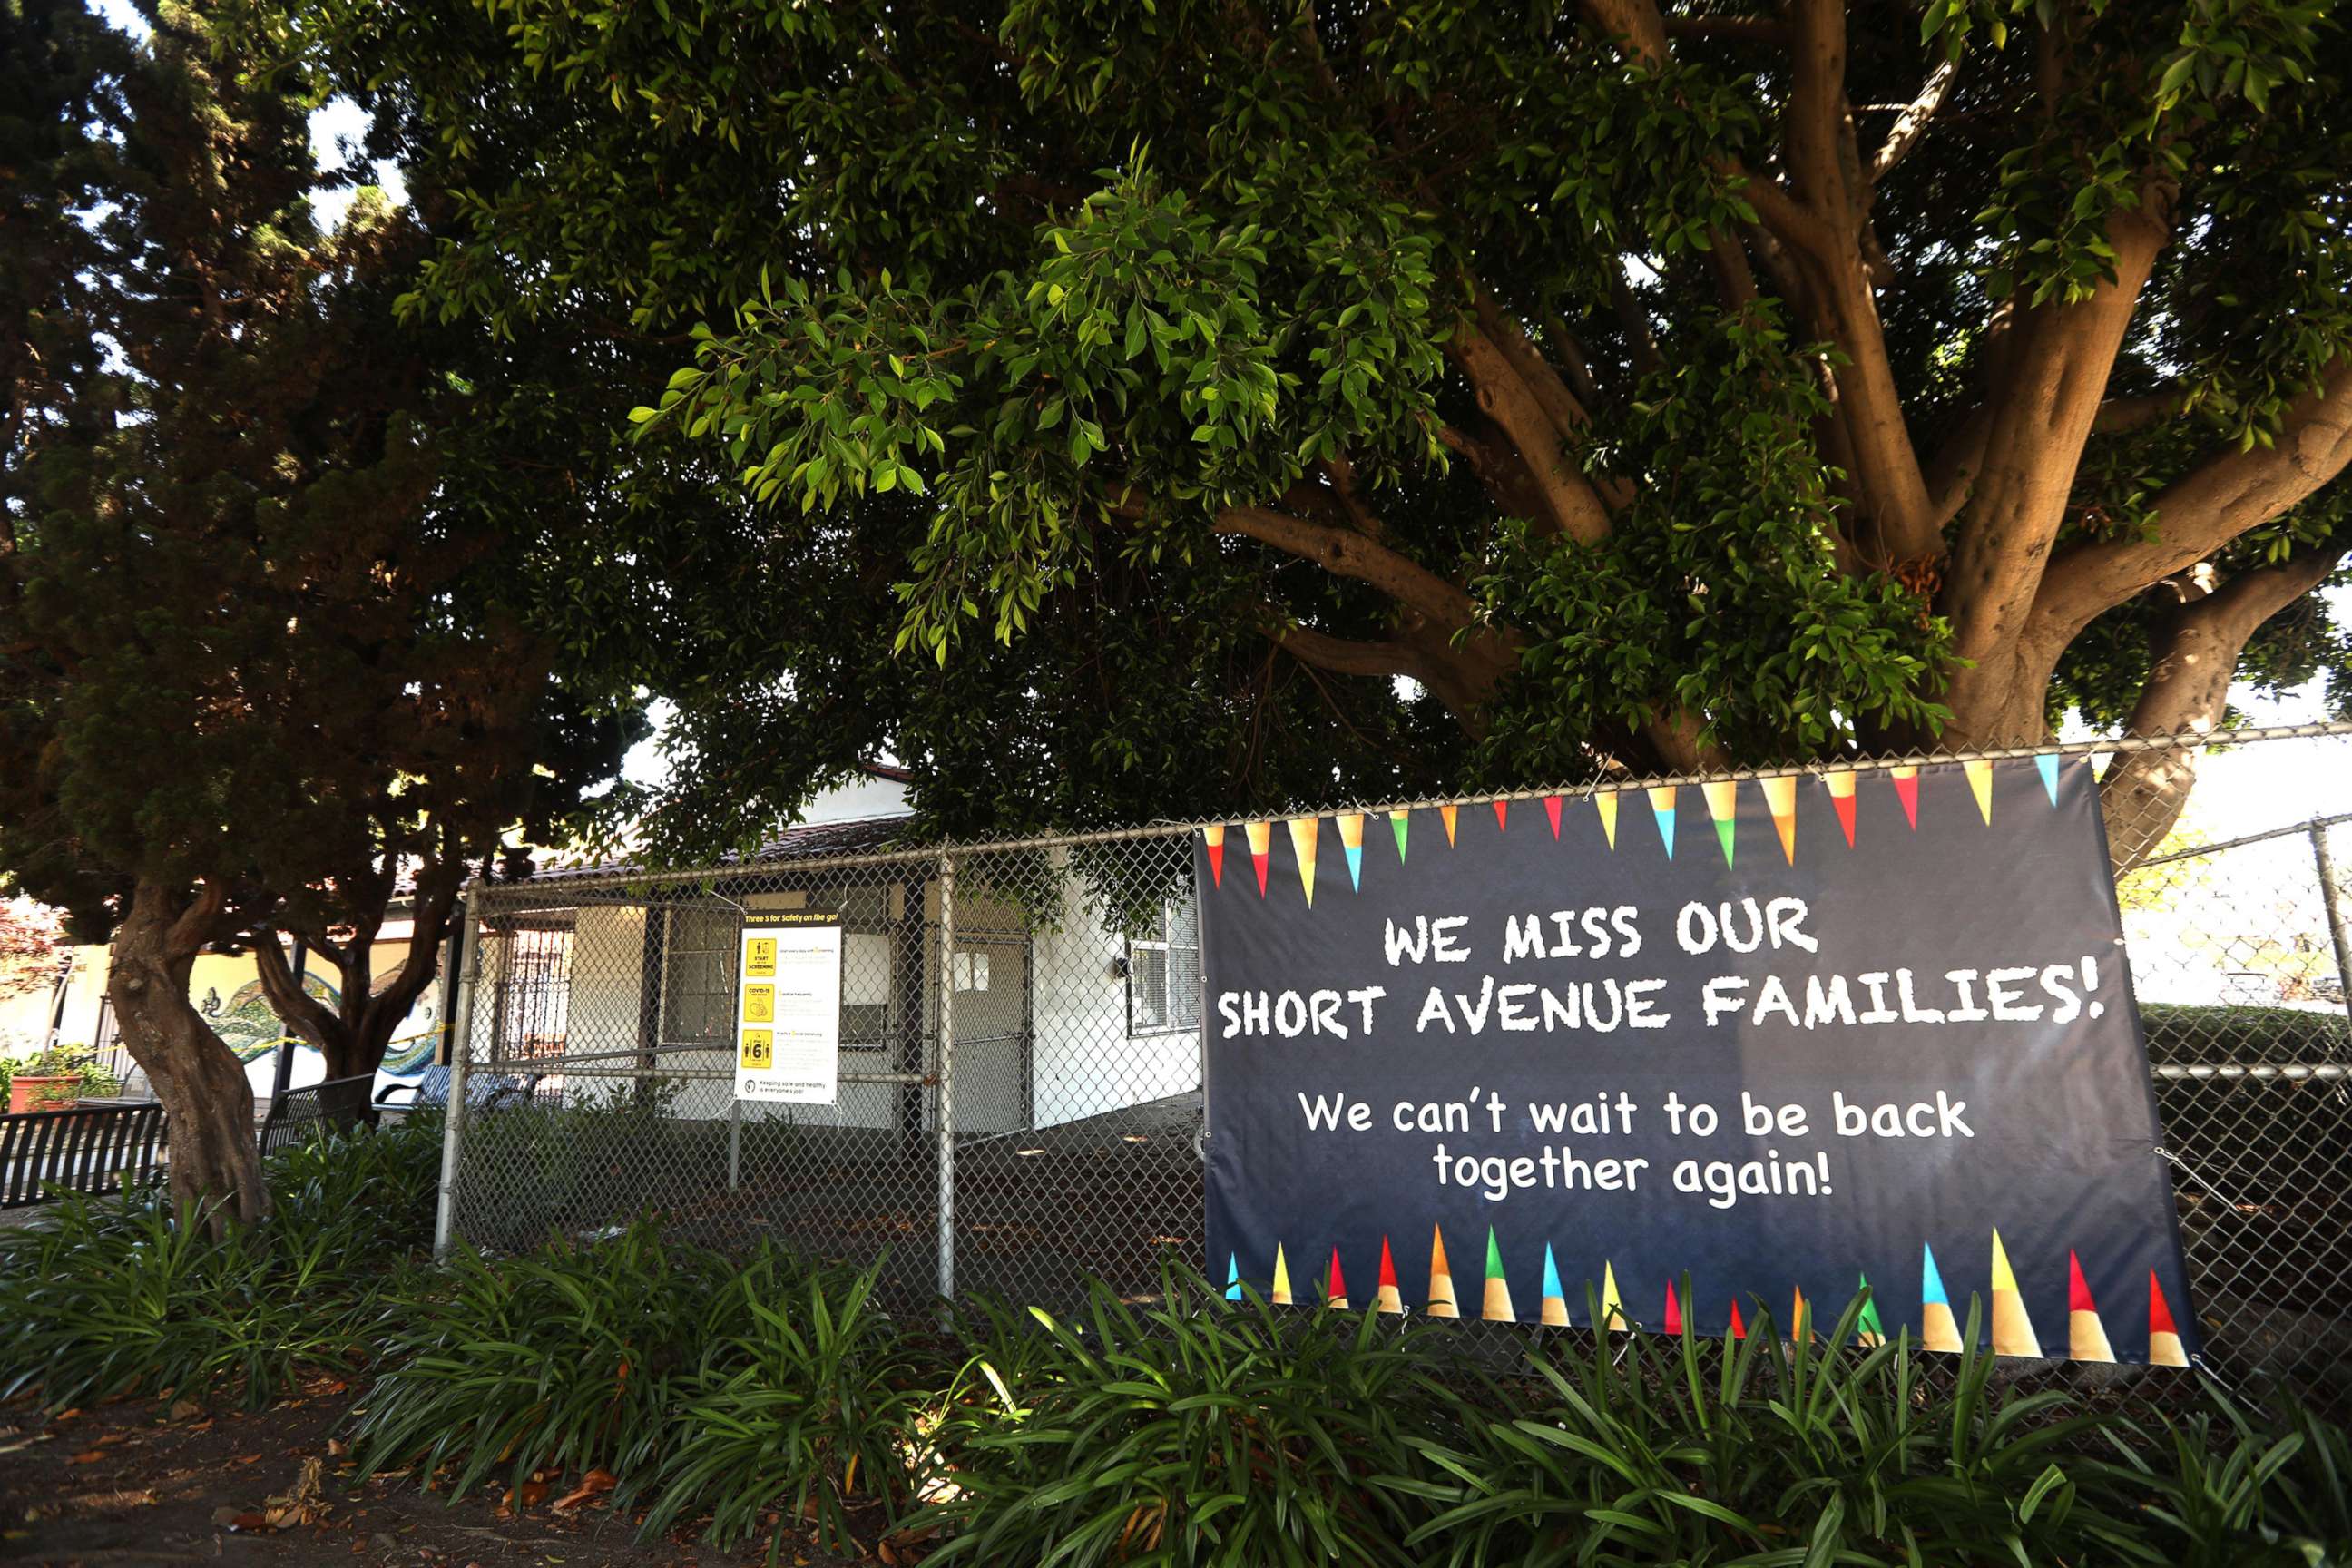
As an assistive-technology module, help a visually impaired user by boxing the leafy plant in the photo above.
[0,1114,442,1409]
[639,1254,935,1553]
[1393,1289,2158,1566]
[351,1220,733,1502]
[912,1264,1446,1567]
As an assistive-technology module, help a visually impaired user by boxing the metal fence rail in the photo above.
[434,725,2352,1415]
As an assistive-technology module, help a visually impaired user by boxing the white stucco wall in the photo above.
[1030,851,1200,1129]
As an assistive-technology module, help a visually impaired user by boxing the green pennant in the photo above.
[1389,809,1409,862]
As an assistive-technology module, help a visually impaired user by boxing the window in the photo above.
[1128,899,1200,1034]
[661,907,738,1045]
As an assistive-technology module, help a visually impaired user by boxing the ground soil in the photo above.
[0,1382,875,1568]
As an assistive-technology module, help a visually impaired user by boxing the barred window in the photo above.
[1127,899,1200,1034]
[660,907,738,1045]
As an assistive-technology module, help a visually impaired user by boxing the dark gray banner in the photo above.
[1200,757,2197,1364]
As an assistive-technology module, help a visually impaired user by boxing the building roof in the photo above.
[514,813,916,886]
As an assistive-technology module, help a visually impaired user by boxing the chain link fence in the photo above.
[431,725,2352,1415]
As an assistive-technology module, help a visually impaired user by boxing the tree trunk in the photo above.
[105,880,265,1231]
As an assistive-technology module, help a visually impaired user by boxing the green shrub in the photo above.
[0,1113,443,1409]
[1394,1292,2151,1566]
[638,1254,935,1553]
[2138,1002,2350,1065]
[351,1220,734,1501]
[2093,1396,2352,1567]
[911,1265,1448,1568]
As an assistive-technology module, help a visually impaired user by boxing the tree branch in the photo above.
[1265,620,1430,683]
[1870,56,1959,182]
[1212,505,1483,625]
[1447,311,1617,544]
[2029,355,2352,640]
[2100,544,2348,870]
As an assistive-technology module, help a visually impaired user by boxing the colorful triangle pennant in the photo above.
[1702,779,1738,867]
[1760,774,1798,863]
[1286,817,1318,906]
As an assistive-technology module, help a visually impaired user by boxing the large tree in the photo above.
[1,0,635,1222]
[265,0,2349,858]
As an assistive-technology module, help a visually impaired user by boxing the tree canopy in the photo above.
[240,0,2352,859]
[1,0,638,1218]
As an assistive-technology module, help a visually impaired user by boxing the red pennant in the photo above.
[1493,799,1509,832]
[1831,793,1857,847]
[1892,771,1919,828]
[2149,1271,2178,1336]
[1378,1236,1398,1288]
[1328,1248,1348,1301]
[1728,1298,1746,1339]
[2069,1251,2097,1314]
[1663,1281,1682,1336]
[1544,796,1563,838]
[1206,838,1225,888]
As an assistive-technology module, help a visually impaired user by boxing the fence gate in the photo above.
[433,727,2352,1416]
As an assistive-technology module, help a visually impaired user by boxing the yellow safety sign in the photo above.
[745,936,777,976]
[742,983,775,1023]
[739,1029,773,1069]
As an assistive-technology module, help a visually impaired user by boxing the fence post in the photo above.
[2313,818,2352,1034]
[433,881,484,1262]
[936,848,956,1307]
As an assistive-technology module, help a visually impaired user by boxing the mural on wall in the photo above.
[203,968,441,1078]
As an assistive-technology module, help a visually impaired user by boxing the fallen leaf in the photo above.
[551,1468,617,1513]
[168,1397,203,1421]
[227,1511,271,1533]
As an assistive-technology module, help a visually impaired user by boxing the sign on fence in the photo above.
[734,911,843,1104]
[1200,757,2198,1364]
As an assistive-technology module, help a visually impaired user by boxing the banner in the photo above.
[735,911,842,1104]
[1200,758,2196,1363]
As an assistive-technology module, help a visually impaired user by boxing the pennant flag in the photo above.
[1825,769,1858,848]
[1648,786,1678,858]
[1440,804,1458,846]
[1544,796,1563,838]
[2068,1251,2114,1363]
[1493,799,1509,833]
[1337,812,1366,892]
[1790,1285,1811,1343]
[1271,1243,1294,1307]
[1540,1244,1569,1328]
[1601,1261,1627,1331]
[2148,1271,2189,1367]
[2036,753,2062,805]
[1245,820,1273,895]
[1662,1280,1683,1336]
[1857,1273,1886,1348]
[1891,765,1920,829]
[1761,774,1798,863]
[1375,1237,1404,1315]
[1728,1298,1747,1340]
[1225,1252,1240,1302]
[1921,1243,1963,1354]
[1389,808,1410,863]
[1596,790,1620,848]
[1965,759,1994,825]
[1328,1248,1349,1311]
[1204,825,1226,888]
[1702,779,1739,867]
[1990,1230,2043,1357]
[1426,1226,1458,1318]
[1287,818,1319,907]
[1482,1228,1515,1322]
